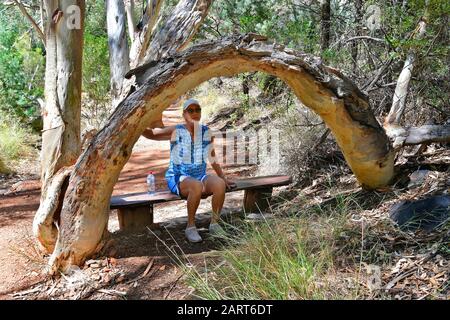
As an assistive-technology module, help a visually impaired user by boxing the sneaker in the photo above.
[185,226,202,243]
[209,223,226,236]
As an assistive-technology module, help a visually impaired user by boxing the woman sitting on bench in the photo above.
[142,99,235,243]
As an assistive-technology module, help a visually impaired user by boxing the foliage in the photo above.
[198,0,321,53]
[184,218,333,299]
[81,2,112,130]
[0,110,38,173]
[0,5,44,125]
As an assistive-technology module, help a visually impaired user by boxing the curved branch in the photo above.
[386,124,450,149]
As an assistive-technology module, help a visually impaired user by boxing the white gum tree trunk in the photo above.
[33,0,85,253]
[106,0,130,103]
[384,16,450,148]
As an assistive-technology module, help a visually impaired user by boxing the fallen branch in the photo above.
[385,124,450,149]
[124,258,155,284]
[164,273,183,300]
[97,289,127,297]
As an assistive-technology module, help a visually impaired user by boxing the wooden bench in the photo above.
[110,175,292,232]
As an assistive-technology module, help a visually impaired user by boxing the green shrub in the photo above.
[0,111,38,173]
[184,218,333,300]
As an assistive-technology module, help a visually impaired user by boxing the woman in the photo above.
[142,99,235,243]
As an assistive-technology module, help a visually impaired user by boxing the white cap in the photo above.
[183,98,200,110]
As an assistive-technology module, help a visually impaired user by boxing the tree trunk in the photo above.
[106,0,130,104]
[141,0,212,64]
[381,6,449,149]
[120,0,211,107]
[48,34,394,272]
[124,0,136,41]
[351,0,363,72]
[33,0,85,253]
[129,0,164,68]
[320,0,331,53]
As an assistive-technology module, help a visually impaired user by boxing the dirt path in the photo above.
[0,105,253,299]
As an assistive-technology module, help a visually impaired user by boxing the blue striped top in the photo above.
[165,124,212,183]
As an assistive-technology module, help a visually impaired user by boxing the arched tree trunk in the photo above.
[49,34,395,273]
[33,0,85,253]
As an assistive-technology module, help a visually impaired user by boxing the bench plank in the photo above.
[110,175,291,209]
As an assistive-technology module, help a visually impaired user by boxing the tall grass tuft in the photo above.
[183,218,335,300]
[0,111,38,173]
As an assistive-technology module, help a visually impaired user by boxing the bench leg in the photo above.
[243,187,273,213]
[117,205,154,232]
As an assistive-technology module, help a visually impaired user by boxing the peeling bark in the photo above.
[33,167,72,253]
[129,0,164,67]
[141,0,212,64]
[49,34,395,272]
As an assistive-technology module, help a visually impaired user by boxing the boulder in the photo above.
[389,195,450,232]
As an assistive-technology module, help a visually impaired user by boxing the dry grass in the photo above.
[181,163,449,300]
[8,226,48,272]
[0,111,39,174]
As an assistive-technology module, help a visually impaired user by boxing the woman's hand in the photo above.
[222,176,236,190]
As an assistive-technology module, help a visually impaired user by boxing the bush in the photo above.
[0,9,45,125]
[184,218,332,299]
[0,111,38,173]
[277,101,347,186]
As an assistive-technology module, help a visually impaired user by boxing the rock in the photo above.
[408,170,430,189]
[86,260,97,266]
[103,274,111,283]
[389,195,450,232]
[90,263,101,269]
[91,274,101,281]
[108,249,118,257]
[245,213,273,220]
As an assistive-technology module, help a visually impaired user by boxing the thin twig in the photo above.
[12,0,45,45]
[124,258,155,284]
[164,273,183,300]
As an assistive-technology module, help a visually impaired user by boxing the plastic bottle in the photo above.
[146,171,156,195]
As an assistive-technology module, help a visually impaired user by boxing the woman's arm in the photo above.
[142,126,176,141]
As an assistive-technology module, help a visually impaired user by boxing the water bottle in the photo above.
[146,171,156,195]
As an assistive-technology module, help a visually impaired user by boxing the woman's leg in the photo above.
[203,175,226,224]
[179,177,203,227]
